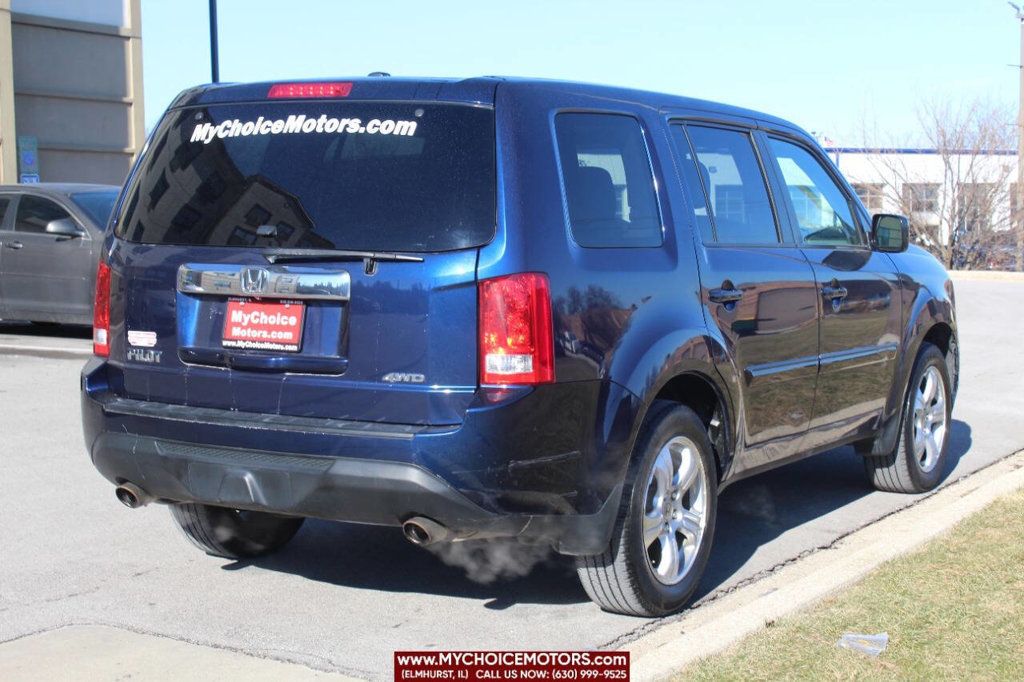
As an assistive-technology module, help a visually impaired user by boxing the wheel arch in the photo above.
[869,288,958,457]
[901,293,958,403]
[612,328,737,484]
[921,321,958,399]
[588,331,736,554]
[648,371,734,481]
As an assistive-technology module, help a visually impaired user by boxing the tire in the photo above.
[169,503,304,559]
[576,401,718,617]
[864,342,952,494]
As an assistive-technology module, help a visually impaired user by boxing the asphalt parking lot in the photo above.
[1,278,1022,680]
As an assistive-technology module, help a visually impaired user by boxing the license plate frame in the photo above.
[222,298,305,353]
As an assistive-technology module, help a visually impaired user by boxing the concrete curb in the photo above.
[949,270,1024,282]
[628,449,1024,681]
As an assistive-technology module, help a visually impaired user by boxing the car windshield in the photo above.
[71,190,119,228]
[114,101,496,252]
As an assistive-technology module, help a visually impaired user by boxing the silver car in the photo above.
[0,183,119,326]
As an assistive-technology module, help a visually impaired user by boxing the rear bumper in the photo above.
[89,430,620,552]
[81,360,635,555]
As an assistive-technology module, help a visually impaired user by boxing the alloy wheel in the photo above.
[641,436,710,585]
[912,365,947,473]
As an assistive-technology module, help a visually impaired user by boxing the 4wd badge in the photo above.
[382,372,425,384]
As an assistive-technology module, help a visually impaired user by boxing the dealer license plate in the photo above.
[222,299,305,352]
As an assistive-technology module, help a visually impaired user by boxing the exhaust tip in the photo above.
[402,516,450,546]
[115,482,152,509]
[403,522,431,545]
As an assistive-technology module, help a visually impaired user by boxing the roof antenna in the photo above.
[367,71,391,77]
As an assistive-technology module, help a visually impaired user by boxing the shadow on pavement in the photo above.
[695,419,971,601]
[232,420,971,611]
[227,519,587,608]
[0,321,91,339]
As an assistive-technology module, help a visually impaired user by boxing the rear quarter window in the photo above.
[71,190,119,228]
[555,113,663,248]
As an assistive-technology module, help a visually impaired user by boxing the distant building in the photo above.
[825,146,1019,246]
[0,0,144,185]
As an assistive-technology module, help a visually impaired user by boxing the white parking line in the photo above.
[0,343,91,358]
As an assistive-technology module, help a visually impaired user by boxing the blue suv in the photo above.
[82,77,958,616]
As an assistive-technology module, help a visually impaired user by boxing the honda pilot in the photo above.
[82,77,959,616]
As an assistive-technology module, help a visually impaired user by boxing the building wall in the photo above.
[0,1,18,180]
[10,0,126,25]
[827,148,1019,244]
[0,0,143,185]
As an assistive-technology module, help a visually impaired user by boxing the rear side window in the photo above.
[0,197,10,227]
[15,196,70,234]
[685,126,779,244]
[555,113,662,248]
[115,102,496,252]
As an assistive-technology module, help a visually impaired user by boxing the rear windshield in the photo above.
[115,102,495,252]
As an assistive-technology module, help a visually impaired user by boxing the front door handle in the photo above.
[709,287,743,304]
[821,285,848,300]
[3,240,23,250]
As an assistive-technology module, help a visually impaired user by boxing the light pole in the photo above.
[1012,3,1024,270]
[209,0,220,83]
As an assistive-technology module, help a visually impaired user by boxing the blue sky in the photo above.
[141,0,1020,144]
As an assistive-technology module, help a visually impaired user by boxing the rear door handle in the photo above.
[709,287,743,304]
[3,240,23,250]
[821,285,848,300]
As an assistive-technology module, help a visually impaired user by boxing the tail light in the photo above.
[92,261,111,357]
[479,273,554,385]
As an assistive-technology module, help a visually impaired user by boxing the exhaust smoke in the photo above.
[425,538,554,584]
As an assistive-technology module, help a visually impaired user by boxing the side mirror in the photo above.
[45,217,85,239]
[871,214,909,253]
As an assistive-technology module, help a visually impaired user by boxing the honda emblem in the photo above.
[241,267,270,295]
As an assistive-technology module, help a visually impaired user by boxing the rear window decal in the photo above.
[116,103,495,252]
[191,114,417,144]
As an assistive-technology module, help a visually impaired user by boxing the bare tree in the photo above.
[860,98,1021,270]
